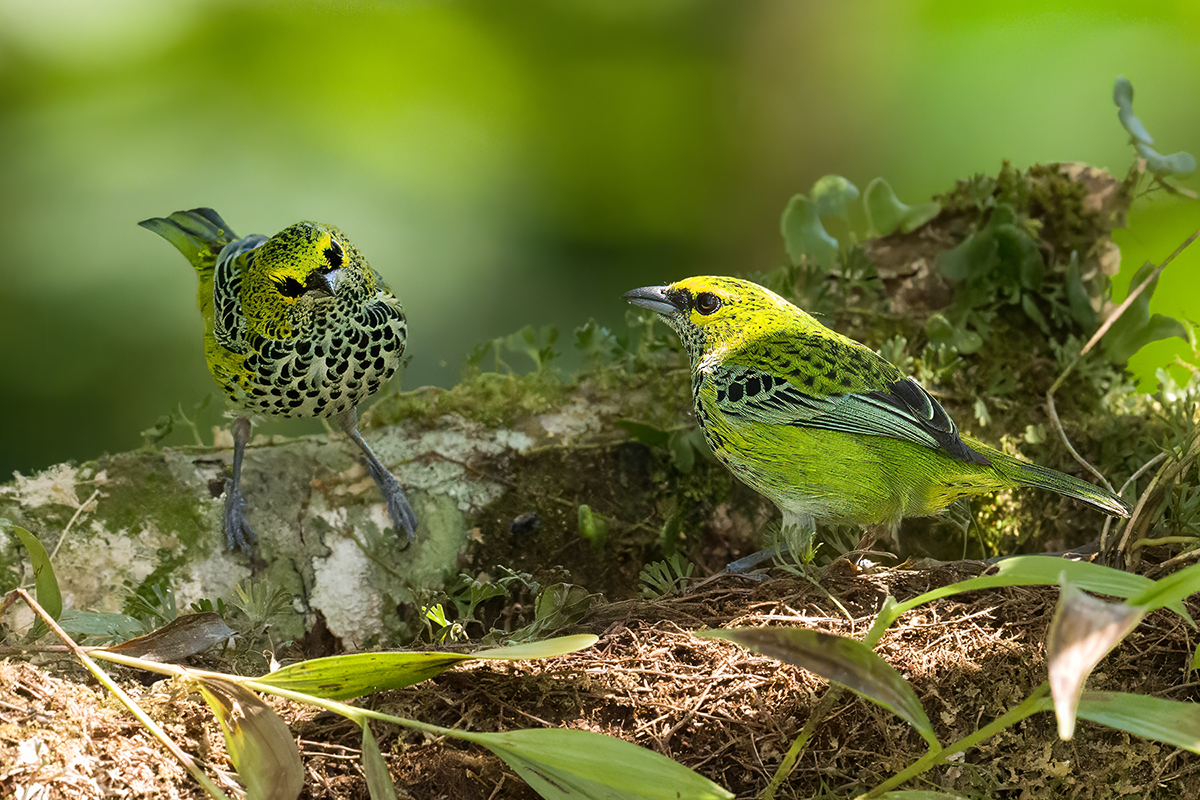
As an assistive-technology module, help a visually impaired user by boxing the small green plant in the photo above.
[1113,76,1196,196]
[639,553,695,598]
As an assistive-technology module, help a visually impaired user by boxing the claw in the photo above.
[223,477,258,554]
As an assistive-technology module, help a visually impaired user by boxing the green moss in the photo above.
[91,451,208,552]
[365,369,570,431]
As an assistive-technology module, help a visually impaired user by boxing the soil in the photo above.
[3,560,1198,800]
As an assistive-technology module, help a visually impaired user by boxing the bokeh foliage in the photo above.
[0,0,1197,478]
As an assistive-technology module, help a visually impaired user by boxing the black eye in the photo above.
[324,238,344,269]
[695,292,721,315]
[276,277,306,298]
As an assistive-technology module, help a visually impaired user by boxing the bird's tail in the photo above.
[138,208,238,273]
[988,450,1131,518]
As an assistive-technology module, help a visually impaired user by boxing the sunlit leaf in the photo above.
[453,727,733,800]
[1126,561,1200,612]
[1077,692,1200,753]
[889,556,1193,626]
[198,678,303,800]
[1047,581,1144,740]
[255,635,597,700]
[698,628,939,750]
[470,634,598,660]
[255,652,471,699]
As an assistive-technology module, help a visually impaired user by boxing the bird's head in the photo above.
[624,276,812,363]
[255,221,374,303]
[244,221,377,336]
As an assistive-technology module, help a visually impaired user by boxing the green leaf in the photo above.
[1065,252,1098,329]
[1020,293,1050,334]
[1113,76,1153,145]
[9,524,61,640]
[256,651,468,700]
[781,194,838,268]
[452,727,733,800]
[1136,142,1197,177]
[198,678,304,800]
[578,504,608,547]
[1126,561,1200,612]
[864,177,941,237]
[470,634,599,661]
[1077,692,1200,753]
[889,556,1193,626]
[361,722,399,800]
[697,628,939,750]
[58,609,145,642]
[614,419,671,448]
[255,635,597,700]
[1103,261,1190,363]
[811,174,859,219]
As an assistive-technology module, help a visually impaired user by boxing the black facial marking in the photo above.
[324,238,344,269]
[727,382,744,403]
[277,276,306,298]
[745,376,761,397]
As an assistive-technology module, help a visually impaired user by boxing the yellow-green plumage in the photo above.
[625,276,1129,550]
[140,208,416,553]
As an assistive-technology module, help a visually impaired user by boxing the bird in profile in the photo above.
[625,275,1129,569]
[141,208,417,553]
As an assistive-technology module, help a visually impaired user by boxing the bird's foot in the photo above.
[223,478,258,554]
[722,543,789,581]
[364,460,418,545]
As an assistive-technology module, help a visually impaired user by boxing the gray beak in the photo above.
[624,285,683,315]
[307,268,341,297]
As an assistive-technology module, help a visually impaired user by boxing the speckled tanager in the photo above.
[140,208,417,553]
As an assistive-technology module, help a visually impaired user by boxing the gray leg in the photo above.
[339,408,417,545]
[223,416,258,554]
[725,512,816,577]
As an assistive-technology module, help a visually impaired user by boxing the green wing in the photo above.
[708,351,989,466]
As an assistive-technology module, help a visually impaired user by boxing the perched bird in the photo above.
[141,208,417,553]
[625,276,1130,566]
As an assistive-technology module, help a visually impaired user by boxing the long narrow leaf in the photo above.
[1077,692,1200,753]
[12,525,62,626]
[890,556,1192,625]
[1126,561,1200,612]
[453,728,733,800]
[698,628,939,750]
[361,722,399,800]
[256,635,598,700]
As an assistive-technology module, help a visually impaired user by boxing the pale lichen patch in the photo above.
[309,536,383,648]
[11,464,84,509]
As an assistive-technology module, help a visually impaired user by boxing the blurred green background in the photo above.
[1,0,1197,478]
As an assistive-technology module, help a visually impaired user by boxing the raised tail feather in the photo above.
[998,455,1131,518]
[138,208,238,269]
